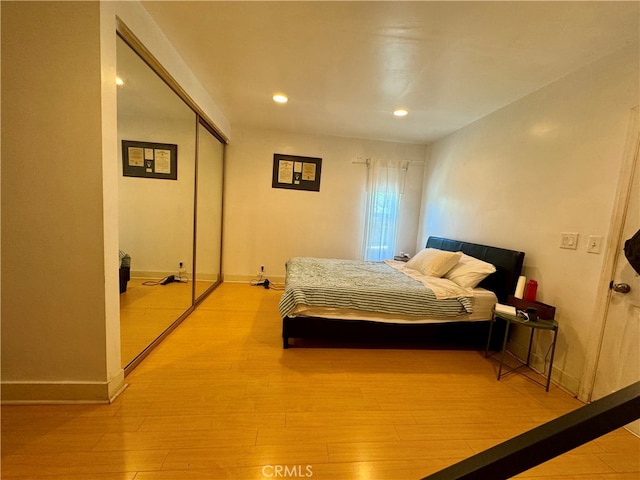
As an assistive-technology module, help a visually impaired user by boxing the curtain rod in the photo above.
[352,158,370,166]
[351,159,424,167]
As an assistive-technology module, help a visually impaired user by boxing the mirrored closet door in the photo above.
[116,32,225,370]
[194,121,224,301]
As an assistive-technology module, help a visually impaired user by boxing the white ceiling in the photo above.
[140,1,639,144]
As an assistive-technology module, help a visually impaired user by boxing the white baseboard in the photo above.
[130,270,176,279]
[224,274,286,284]
[194,273,220,282]
[1,370,126,405]
[508,340,580,395]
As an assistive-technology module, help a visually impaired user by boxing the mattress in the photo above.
[287,287,497,324]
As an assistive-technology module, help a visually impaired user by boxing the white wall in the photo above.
[1,2,120,402]
[419,44,639,394]
[0,0,229,403]
[224,127,427,281]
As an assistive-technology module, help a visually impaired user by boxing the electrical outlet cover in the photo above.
[560,232,579,250]
[587,235,603,254]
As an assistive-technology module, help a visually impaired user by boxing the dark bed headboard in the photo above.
[426,236,525,302]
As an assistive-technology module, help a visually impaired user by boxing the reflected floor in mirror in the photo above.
[120,278,194,367]
[3,283,638,479]
[195,279,216,301]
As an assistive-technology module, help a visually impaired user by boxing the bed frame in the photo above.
[282,236,525,349]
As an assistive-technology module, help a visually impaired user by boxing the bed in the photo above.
[280,236,524,349]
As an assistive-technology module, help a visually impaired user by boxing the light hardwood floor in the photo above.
[2,283,639,479]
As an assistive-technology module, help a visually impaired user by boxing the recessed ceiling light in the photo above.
[115,76,124,86]
[273,94,288,104]
[393,108,408,117]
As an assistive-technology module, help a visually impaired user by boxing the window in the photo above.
[363,160,406,261]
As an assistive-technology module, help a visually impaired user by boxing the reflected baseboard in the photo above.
[130,270,177,279]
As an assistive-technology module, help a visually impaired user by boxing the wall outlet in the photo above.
[560,232,579,250]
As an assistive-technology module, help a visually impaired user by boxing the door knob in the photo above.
[610,281,631,294]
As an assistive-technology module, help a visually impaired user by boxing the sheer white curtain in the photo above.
[363,159,406,261]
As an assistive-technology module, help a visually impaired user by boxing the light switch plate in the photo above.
[587,235,603,254]
[560,232,579,249]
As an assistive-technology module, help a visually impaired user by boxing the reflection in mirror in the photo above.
[195,122,224,300]
[117,35,196,368]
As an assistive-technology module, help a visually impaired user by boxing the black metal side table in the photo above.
[485,307,559,392]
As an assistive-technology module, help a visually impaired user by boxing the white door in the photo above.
[591,110,640,436]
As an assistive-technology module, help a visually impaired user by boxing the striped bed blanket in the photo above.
[278,257,473,318]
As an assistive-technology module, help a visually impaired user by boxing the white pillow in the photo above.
[405,248,462,278]
[444,253,496,288]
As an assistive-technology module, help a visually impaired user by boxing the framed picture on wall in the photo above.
[272,153,322,192]
[122,140,178,180]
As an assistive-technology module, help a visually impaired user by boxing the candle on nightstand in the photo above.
[514,275,526,299]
